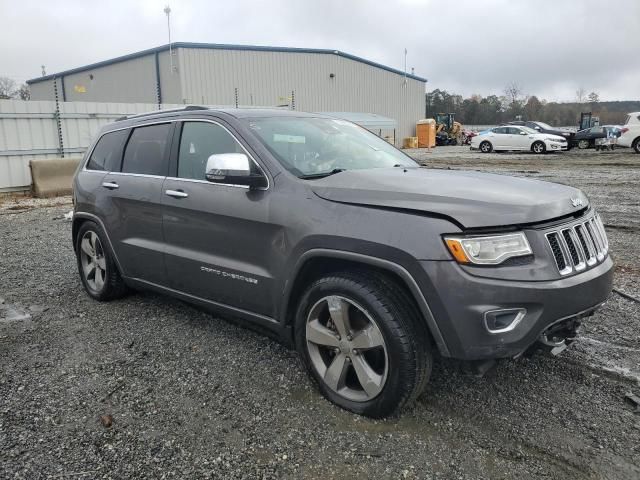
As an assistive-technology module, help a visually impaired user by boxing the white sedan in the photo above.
[470,125,568,154]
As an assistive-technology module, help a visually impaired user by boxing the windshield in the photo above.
[521,126,538,134]
[535,122,554,130]
[246,117,417,178]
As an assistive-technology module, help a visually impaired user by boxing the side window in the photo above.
[493,127,507,134]
[86,129,129,171]
[177,122,255,181]
[121,123,171,176]
[507,127,521,135]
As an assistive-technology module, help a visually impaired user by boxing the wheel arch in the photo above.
[72,212,124,274]
[280,249,450,356]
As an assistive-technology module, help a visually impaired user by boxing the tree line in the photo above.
[0,77,30,100]
[425,86,640,127]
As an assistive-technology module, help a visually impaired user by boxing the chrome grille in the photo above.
[545,213,608,275]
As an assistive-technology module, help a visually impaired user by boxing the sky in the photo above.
[1,0,638,102]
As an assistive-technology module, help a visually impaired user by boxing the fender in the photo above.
[281,248,450,356]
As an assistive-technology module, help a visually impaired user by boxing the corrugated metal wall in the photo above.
[0,100,183,191]
[177,48,425,142]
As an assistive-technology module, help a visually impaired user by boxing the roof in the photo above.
[27,42,427,85]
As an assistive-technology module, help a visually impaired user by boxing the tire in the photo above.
[294,271,432,418]
[577,139,590,149]
[75,221,128,301]
[532,141,546,154]
[479,141,493,153]
[633,137,640,154]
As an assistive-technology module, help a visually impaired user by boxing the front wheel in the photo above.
[294,272,431,418]
[479,141,493,153]
[577,139,590,149]
[532,141,546,154]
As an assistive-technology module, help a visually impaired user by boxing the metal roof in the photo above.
[27,42,428,84]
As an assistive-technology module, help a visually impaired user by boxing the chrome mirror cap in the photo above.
[205,153,250,181]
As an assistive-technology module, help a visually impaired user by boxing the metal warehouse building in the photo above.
[27,43,427,142]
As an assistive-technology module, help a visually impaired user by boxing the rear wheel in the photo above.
[480,141,493,153]
[633,137,640,154]
[577,139,590,149]
[532,141,546,154]
[75,221,128,301]
[294,271,432,418]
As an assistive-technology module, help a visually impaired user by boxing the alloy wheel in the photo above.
[305,295,388,402]
[79,231,107,292]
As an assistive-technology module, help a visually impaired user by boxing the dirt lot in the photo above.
[1,147,639,479]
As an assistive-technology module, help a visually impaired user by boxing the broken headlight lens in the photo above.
[444,232,532,265]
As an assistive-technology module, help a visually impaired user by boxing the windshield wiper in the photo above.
[299,168,346,179]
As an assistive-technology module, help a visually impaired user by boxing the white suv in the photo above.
[618,112,640,153]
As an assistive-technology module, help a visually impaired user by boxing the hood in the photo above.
[310,167,588,229]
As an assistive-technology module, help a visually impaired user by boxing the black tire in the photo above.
[577,139,590,149]
[479,141,493,153]
[75,221,128,301]
[532,141,546,154]
[633,137,640,154]
[294,271,432,418]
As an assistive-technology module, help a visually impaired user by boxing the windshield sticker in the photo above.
[273,134,306,144]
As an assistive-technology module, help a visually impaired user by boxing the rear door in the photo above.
[100,122,174,285]
[492,127,509,149]
[161,119,279,317]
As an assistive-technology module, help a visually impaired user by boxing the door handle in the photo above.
[101,181,119,190]
[165,189,189,199]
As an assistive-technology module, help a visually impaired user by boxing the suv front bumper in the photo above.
[419,257,614,360]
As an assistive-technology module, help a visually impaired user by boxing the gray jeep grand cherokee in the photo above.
[72,107,613,417]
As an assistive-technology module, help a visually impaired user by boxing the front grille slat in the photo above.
[545,211,608,276]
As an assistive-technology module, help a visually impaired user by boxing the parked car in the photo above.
[508,121,575,147]
[72,107,613,417]
[617,112,640,153]
[573,125,620,149]
[471,125,568,153]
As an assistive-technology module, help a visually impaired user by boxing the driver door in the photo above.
[509,127,531,150]
[161,119,279,317]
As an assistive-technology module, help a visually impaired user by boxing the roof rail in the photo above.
[115,105,209,122]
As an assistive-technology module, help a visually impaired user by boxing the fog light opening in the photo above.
[484,308,526,334]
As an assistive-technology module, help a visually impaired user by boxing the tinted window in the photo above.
[121,124,171,176]
[493,127,508,134]
[177,122,253,180]
[507,127,522,135]
[86,129,129,171]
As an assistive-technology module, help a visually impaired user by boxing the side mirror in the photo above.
[534,126,541,131]
[205,153,266,189]
[520,131,527,135]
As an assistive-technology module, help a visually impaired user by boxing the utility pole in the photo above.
[164,5,174,74]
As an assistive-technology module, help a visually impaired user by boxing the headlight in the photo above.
[444,232,532,265]
[546,137,560,142]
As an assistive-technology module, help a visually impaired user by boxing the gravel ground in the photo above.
[1,147,639,479]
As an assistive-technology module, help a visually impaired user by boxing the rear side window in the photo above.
[121,123,171,176]
[493,127,508,134]
[86,129,129,171]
